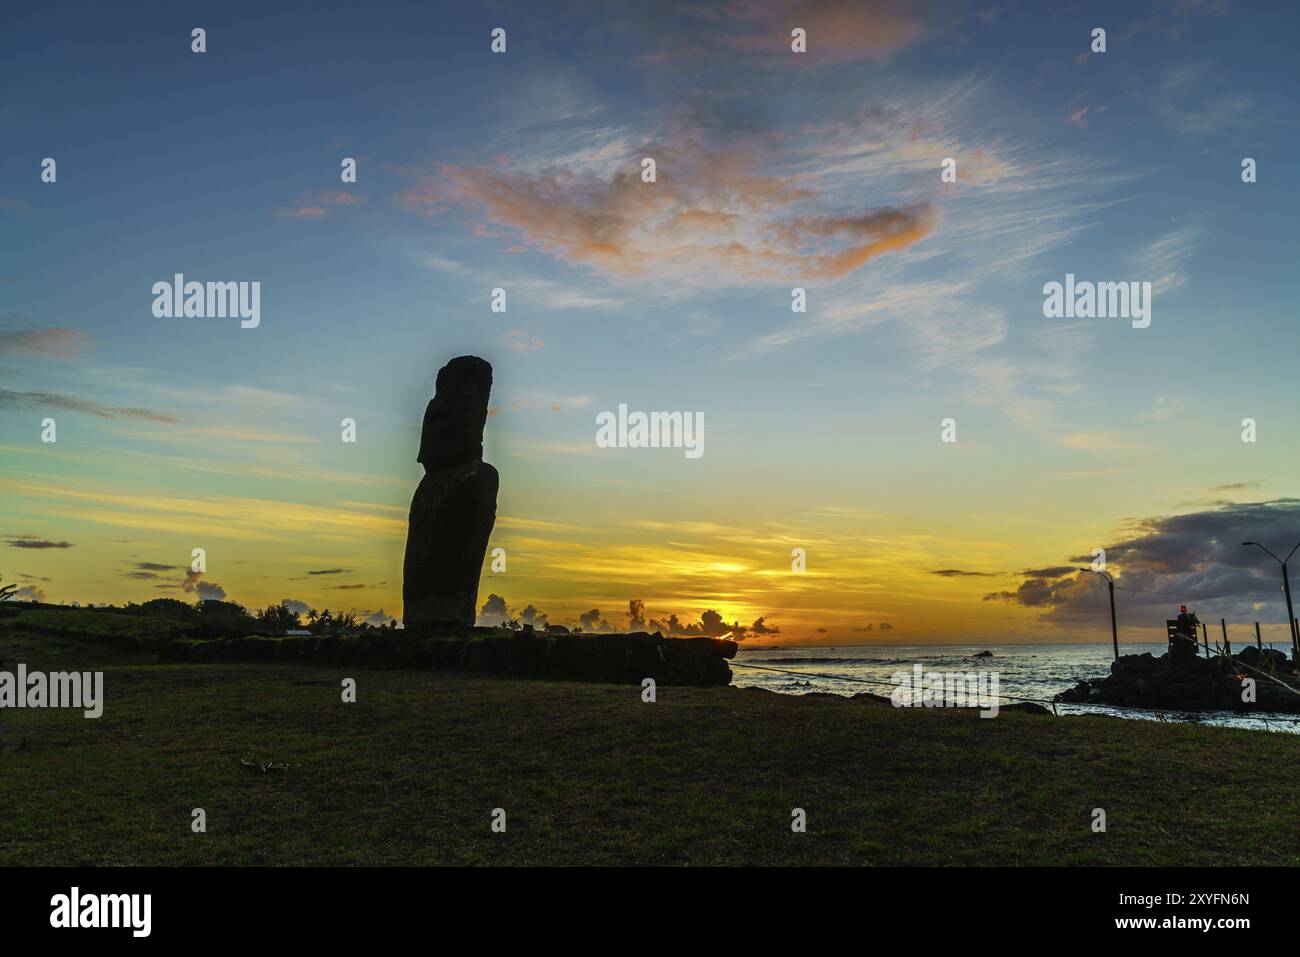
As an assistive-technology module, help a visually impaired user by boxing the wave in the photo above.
[746,656,894,665]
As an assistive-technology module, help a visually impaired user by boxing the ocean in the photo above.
[731,642,1300,733]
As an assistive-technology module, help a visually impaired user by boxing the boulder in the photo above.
[1001,702,1051,715]
[1056,681,1091,703]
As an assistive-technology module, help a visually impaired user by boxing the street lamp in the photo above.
[1082,567,1119,661]
[1242,541,1300,667]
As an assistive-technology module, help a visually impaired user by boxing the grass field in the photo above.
[3,624,1299,866]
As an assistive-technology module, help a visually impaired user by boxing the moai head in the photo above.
[417,355,493,469]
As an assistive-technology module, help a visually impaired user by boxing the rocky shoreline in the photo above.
[1056,646,1300,714]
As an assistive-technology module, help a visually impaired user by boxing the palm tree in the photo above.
[0,578,18,601]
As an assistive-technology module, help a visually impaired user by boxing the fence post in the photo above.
[1222,618,1231,656]
[1201,622,1213,706]
[1256,621,1262,650]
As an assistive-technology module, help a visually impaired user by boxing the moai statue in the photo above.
[402,356,498,629]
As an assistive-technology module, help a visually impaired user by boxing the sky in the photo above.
[2,0,1298,645]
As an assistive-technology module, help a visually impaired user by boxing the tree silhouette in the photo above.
[256,603,302,629]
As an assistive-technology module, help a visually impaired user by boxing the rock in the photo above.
[1235,646,1264,667]
[628,631,665,682]
[1058,646,1300,714]
[507,635,549,676]
[1235,646,1290,672]
[973,650,993,658]
[402,357,499,629]
[1056,681,1091,703]
[850,690,892,705]
[1111,652,1162,676]
[1001,702,1051,715]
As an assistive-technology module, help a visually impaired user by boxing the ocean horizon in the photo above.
[732,642,1300,733]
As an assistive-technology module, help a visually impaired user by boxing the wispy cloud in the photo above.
[6,535,74,549]
[1156,63,1256,137]
[503,329,545,354]
[434,136,933,284]
[1058,431,1140,451]
[276,190,364,220]
[0,389,181,423]
[0,324,88,358]
[1136,223,1202,295]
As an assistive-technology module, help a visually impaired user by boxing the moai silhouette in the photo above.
[402,356,499,629]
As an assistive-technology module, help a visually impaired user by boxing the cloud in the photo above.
[579,608,614,632]
[282,598,310,615]
[0,325,88,358]
[518,603,548,628]
[471,594,551,628]
[987,499,1300,630]
[649,613,693,635]
[698,609,731,637]
[181,569,226,601]
[6,536,73,549]
[1123,0,1228,42]
[503,329,544,354]
[276,190,364,219]
[398,186,442,218]
[364,607,397,626]
[307,568,352,576]
[1020,566,1077,579]
[277,206,328,219]
[195,581,227,601]
[1156,65,1255,137]
[496,392,593,414]
[477,593,509,626]
[645,0,924,64]
[437,137,932,284]
[646,607,758,638]
[628,598,647,629]
[1058,431,1139,451]
[1135,224,1201,296]
[14,585,46,601]
[0,389,181,423]
[931,568,999,577]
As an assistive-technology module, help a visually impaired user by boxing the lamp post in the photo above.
[1082,567,1119,660]
[1242,541,1300,668]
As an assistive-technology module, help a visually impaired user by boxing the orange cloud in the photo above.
[438,139,933,282]
[726,0,924,62]
[276,190,364,220]
[504,329,544,354]
[0,326,87,358]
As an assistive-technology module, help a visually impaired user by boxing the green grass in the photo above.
[2,625,1299,866]
[4,607,198,648]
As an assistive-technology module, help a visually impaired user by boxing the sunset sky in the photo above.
[2,0,1298,644]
